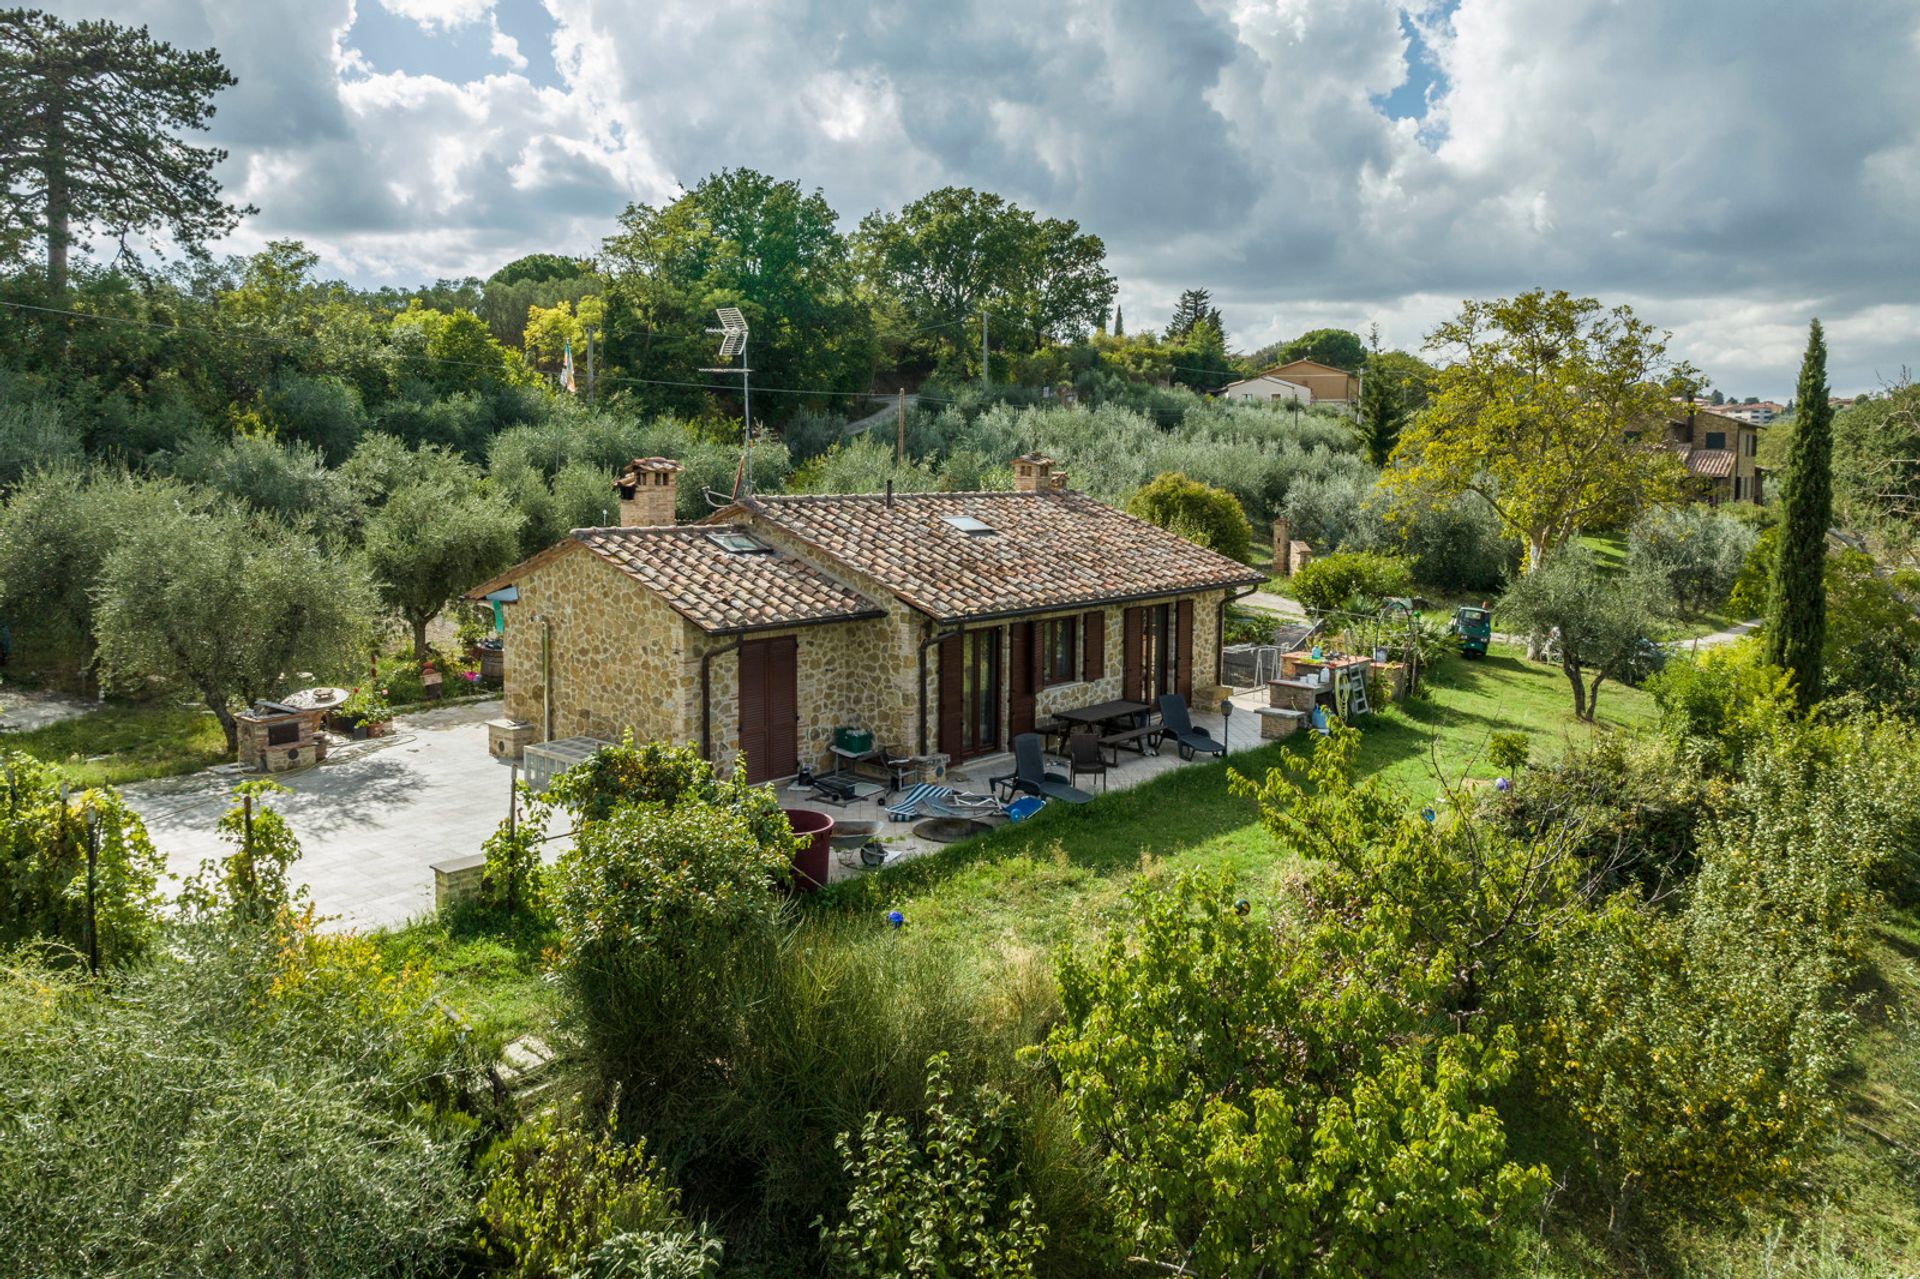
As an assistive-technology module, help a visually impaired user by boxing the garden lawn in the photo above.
[814,643,1655,961]
[372,907,561,1055]
[3,702,229,787]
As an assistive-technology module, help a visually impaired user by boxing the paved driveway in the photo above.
[125,700,525,932]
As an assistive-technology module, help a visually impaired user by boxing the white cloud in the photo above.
[377,0,492,32]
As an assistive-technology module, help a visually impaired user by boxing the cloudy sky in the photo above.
[53,0,1920,397]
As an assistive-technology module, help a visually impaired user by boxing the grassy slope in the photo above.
[814,644,1653,958]
[373,908,561,1056]
[2,702,230,787]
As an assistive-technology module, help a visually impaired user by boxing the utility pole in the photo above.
[980,309,990,388]
[585,326,596,401]
[83,806,99,975]
[896,387,906,465]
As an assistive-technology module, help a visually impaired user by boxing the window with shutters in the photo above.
[1705,430,1726,450]
[1040,616,1077,685]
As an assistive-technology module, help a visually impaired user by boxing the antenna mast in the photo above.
[703,306,752,498]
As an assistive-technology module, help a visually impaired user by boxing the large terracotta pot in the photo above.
[781,808,835,892]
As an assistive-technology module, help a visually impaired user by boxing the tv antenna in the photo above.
[702,306,753,499]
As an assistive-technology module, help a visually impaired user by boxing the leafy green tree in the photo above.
[1627,505,1756,619]
[489,252,592,288]
[0,751,163,964]
[1165,287,1222,339]
[0,464,134,686]
[1766,319,1834,707]
[1501,545,1667,720]
[1046,867,1547,1279]
[823,1052,1047,1278]
[177,778,307,923]
[1383,290,1691,575]
[854,186,1115,361]
[1274,326,1367,371]
[1125,470,1252,561]
[1831,378,1919,559]
[0,9,253,291]
[1355,325,1436,466]
[93,502,377,752]
[363,474,522,660]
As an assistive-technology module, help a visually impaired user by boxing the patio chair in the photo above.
[1156,693,1226,762]
[886,782,954,822]
[990,733,1093,805]
[1066,730,1109,791]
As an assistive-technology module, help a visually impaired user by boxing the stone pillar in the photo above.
[614,457,681,526]
[1013,453,1055,493]
[1270,517,1291,574]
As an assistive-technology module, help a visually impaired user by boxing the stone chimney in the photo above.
[1047,470,1069,493]
[1012,453,1055,494]
[614,457,681,526]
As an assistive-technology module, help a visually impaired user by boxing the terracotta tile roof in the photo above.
[1684,448,1737,479]
[724,491,1265,622]
[467,526,885,634]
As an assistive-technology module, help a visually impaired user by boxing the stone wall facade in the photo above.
[499,532,1235,779]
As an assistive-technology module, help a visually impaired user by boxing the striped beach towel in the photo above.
[886,783,954,822]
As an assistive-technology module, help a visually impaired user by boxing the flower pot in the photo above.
[781,808,835,892]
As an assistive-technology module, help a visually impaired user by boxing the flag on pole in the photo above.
[562,338,577,394]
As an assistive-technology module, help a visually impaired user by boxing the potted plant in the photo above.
[338,686,394,739]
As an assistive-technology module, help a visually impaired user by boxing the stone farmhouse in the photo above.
[465,454,1264,784]
[1664,404,1765,505]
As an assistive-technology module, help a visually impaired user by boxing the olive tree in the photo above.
[93,502,376,752]
[362,475,522,661]
[1626,505,1756,619]
[1501,546,1667,721]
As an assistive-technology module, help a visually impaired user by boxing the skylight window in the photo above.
[941,515,995,536]
[707,531,771,555]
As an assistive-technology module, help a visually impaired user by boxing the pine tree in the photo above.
[0,10,252,292]
[1765,319,1833,708]
[1167,288,1214,338]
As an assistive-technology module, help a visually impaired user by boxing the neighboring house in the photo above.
[1262,358,1360,405]
[1216,372,1311,403]
[466,454,1264,784]
[1664,406,1765,505]
[1714,400,1786,426]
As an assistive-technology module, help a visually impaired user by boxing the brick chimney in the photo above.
[1012,453,1055,494]
[614,457,681,526]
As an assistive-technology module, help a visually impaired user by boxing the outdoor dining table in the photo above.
[1054,698,1152,732]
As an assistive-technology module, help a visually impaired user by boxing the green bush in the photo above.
[1289,550,1412,617]
[822,1052,1049,1278]
[1644,641,1798,774]
[0,751,163,963]
[0,919,488,1278]
[1627,505,1756,619]
[1487,731,1530,773]
[1124,471,1253,562]
[480,1105,721,1278]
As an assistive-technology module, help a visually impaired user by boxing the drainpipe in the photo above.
[533,613,553,742]
[700,636,746,761]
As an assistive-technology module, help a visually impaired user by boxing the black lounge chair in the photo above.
[1157,693,1226,761]
[990,733,1094,805]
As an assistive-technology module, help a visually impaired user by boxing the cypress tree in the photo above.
[1765,319,1833,707]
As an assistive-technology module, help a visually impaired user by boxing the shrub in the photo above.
[1627,505,1756,619]
[1289,550,1412,617]
[1124,471,1252,561]
[1045,869,1548,1278]
[1353,487,1513,593]
[0,919,487,1277]
[179,779,308,922]
[1487,731,1530,773]
[481,1106,721,1278]
[0,751,163,963]
[822,1052,1048,1278]
[1644,641,1798,774]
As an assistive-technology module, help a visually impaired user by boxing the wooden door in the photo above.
[962,628,1003,757]
[1122,606,1143,702]
[937,633,964,759]
[739,636,798,783]
[1010,621,1038,738]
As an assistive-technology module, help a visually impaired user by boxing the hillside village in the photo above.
[3,7,1920,1279]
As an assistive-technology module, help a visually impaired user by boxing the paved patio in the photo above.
[124,700,531,932]
[120,690,1274,928]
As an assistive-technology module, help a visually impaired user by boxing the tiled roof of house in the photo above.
[465,526,885,634]
[1683,448,1737,479]
[721,490,1265,622]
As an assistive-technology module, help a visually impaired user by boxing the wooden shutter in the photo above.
[1082,610,1105,683]
[1122,607,1143,703]
[1176,599,1194,698]
[764,636,799,779]
[738,641,767,779]
[1009,622,1037,737]
[937,633,964,759]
